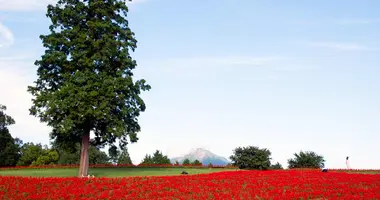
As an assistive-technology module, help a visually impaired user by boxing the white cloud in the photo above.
[0,0,56,11]
[0,56,51,144]
[0,0,146,11]
[308,42,375,51]
[0,22,14,48]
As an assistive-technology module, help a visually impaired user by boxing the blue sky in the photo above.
[0,0,379,169]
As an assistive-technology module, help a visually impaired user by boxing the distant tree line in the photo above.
[229,146,325,170]
[0,138,134,167]
[0,104,133,167]
[2,104,325,169]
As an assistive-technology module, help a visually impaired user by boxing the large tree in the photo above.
[287,151,325,169]
[0,104,21,167]
[28,0,150,177]
[230,146,272,170]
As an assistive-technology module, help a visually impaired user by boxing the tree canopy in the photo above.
[287,151,325,169]
[108,145,120,164]
[270,162,283,170]
[0,104,21,167]
[117,147,132,165]
[182,158,191,165]
[140,150,171,165]
[27,0,150,177]
[191,159,202,166]
[17,143,47,166]
[230,146,272,170]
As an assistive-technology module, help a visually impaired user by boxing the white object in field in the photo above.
[346,156,350,169]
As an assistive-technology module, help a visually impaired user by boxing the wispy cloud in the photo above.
[136,55,315,81]
[292,18,380,26]
[160,56,289,68]
[336,19,380,25]
[0,22,14,48]
[308,42,375,51]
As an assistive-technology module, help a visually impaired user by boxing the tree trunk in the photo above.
[78,129,90,177]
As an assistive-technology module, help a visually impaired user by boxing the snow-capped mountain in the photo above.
[170,148,229,166]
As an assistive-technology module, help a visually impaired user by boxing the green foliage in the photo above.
[191,159,202,165]
[52,143,110,165]
[27,0,150,175]
[152,150,171,165]
[0,104,15,128]
[17,143,46,166]
[182,158,191,165]
[0,105,21,167]
[56,149,80,165]
[18,143,59,166]
[48,150,59,162]
[117,147,132,165]
[270,162,283,170]
[108,145,120,164]
[140,150,171,165]
[31,150,59,166]
[89,146,110,165]
[287,151,325,169]
[229,146,272,170]
[141,154,153,164]
[174,161,180,166]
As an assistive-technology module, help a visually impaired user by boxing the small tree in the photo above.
[118,148,132,165]
[151,150,171,165]
[287,151,325,169]
[230,146,272,170]
[88,146,110,164]
[182,158,191,165]
[191,159,202,166]
[270,162,283,170]
[31,150,59,166]
[141,154,153,164]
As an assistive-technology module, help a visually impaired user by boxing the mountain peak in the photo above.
[171,148,229,165]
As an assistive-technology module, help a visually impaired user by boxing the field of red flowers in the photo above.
[1,169,380,199]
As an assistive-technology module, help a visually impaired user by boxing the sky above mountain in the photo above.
[0,0,379,169]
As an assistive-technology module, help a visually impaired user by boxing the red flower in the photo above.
[1,169,380,199]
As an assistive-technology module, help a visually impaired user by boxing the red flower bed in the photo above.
[1,170,380,199]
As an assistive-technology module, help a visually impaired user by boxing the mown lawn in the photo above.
[0,167,237,177]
